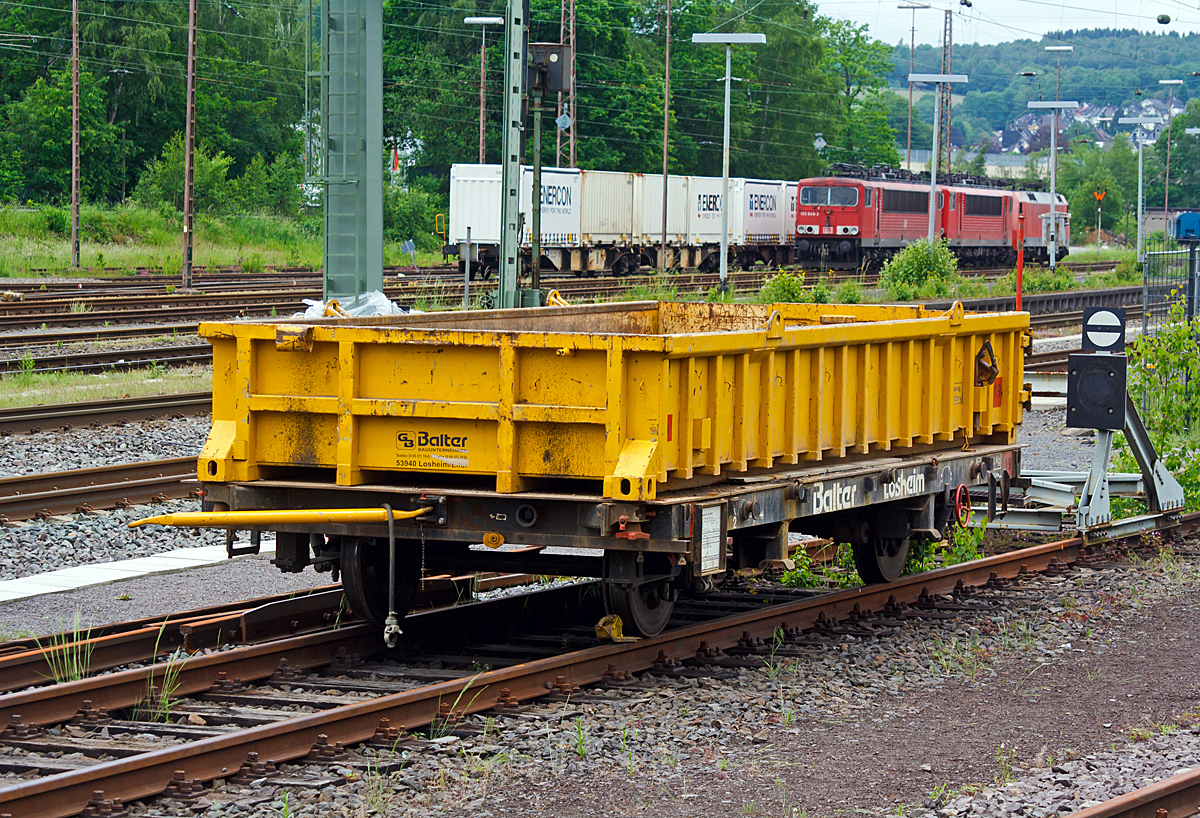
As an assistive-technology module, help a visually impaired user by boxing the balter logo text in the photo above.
[398,432,469,449]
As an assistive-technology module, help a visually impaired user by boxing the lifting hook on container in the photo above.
[974,340,999,387]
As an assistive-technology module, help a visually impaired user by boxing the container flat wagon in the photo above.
[145,301,1030,637]
[446,164,797,278]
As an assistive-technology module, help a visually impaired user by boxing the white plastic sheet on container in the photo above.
[294,290,419,319]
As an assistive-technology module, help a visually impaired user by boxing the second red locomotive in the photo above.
[793,167,1069,270]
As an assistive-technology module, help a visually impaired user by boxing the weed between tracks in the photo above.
[134,622,189,722]
[33,609,94,683]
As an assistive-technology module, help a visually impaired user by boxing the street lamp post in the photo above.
[1118,115,1164,264]
[1119,114,1164,340]
[1028,99,1078,269]
[1160,79,1184,228]
[691,32,767,294]
[465,17,505,164]
[897,3,930,172]
[1045,46,1073,192]
[910,73,969,244]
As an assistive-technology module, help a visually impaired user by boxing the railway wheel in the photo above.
[852,536,911,584]
[600,551,676,637]
[340,537,421,628]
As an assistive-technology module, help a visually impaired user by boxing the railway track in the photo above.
[0,575,532,694]
[1065,767,1200,817]
[0,261,1125,331]
[0,392,211,435]
[1,343,212,375]
[0,323,199,351]
[0,458,198,522]
[0,519,1192,818]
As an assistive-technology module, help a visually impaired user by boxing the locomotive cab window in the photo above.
[800,186,859,207]
[937,192,944,209]
[950,193,956,210]
[865,188,873,207]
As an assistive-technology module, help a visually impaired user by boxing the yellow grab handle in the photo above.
[130,506,433,529]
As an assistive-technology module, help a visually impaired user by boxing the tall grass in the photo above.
[0,204,325,275]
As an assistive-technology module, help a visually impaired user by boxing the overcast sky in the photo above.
[820,0,1200,46]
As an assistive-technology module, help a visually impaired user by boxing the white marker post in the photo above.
[1028,100,1078,270]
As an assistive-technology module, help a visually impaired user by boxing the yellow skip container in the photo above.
[198,300,1029,502]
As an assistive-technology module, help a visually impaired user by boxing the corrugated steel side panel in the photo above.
[637,174,690,244]
[580,170,636,243]
[199,302,1029,502]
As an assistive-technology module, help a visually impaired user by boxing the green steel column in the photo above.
[497,0,526,309]
[321,0,383,303]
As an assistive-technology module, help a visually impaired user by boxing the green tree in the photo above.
[133,133,234,213]
[814,18,899,169]
[1067,170,1126,242]
[0,68,121,202]
[1152,100,1200,209]
[818,19,894,115]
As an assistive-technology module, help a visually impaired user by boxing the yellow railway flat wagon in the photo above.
[143,301,1030,638]
[199,301,1028,502]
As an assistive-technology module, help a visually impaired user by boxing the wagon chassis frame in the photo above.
[201,441,1019,633]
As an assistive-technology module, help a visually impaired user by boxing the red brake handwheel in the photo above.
[954,483,972,527]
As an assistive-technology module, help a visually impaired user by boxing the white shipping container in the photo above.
[518,166,582,248]
[636,173,690,245]
[449,163,581,248]
[743,180,788,244]
[688,175,745,245]
[449,163,502,245]
[580,170,637,244]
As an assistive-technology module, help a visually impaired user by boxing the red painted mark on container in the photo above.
[993,377,1003,408]
[666,414,673,442]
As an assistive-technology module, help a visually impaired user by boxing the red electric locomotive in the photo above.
[793,167,1069,269]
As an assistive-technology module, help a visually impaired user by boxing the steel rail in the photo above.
[1064,766,1200,818]
[0,344,213,375]
[1,525,1181,818]
[0,324,200,350]
[0,574,532,694]
[2,259,1112,292]
[0,458,197,522]
[0,392,211,435]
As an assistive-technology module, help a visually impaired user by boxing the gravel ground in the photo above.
[1016,409,1095,472]
[0,417,209,476]
[131,545,1199,818]
[0,501,225,582]
[0,551,318,637]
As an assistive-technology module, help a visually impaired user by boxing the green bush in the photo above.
[1110,298,1200,513]
[758,271,810,303]
[878,239,958,301]
[994,265,1075,295]
[383,185,444,251]
[835,279,863,304]
[40,206,68,236]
